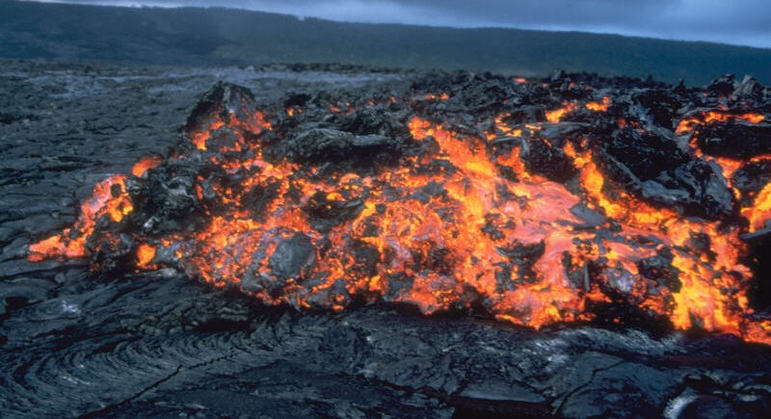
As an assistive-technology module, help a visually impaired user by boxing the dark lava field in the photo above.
[1,59,770,418]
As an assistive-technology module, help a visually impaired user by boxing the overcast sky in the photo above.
[28,0,771,48]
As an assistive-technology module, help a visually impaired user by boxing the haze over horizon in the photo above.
[21,0,771,49]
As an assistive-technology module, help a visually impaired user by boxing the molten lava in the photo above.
[29,175,132,261]
[585,96,610,112]
[28,79,771,344]
[743,182,771,232]
[131,156,162,178]
[545,103,578,123]
[676,111,765,134]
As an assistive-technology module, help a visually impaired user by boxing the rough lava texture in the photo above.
[1,60,770,417]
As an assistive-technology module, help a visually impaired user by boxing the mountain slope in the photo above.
[1,0,770,84]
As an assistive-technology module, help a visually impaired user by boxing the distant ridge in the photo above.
[2,0,770,84]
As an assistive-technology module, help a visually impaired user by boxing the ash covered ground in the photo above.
[1,59,770,418]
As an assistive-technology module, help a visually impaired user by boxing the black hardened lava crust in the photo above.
[1,60,769,417]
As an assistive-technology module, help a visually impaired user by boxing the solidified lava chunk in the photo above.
[520,137,577,183]
[28,73,771,344]
[601,128,734,219]
[733,159,771,205]
[696,121,771,160]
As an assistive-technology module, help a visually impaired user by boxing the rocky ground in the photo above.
[1,59,769,418]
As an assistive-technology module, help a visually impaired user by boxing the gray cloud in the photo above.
[27,0,771,48]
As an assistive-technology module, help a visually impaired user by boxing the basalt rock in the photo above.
[600,128,734,219]
[697,120,771,159]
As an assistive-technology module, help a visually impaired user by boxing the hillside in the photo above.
[1,0,771,84]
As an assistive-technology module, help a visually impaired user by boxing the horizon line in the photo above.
[14,0,771,51]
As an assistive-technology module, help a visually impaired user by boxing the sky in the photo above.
[25,0,771,49]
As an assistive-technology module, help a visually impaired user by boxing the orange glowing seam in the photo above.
[136,243,156,267]
[675,111,765,134]
[422,93,450,100]
[29,175,132,261]
[131,156,162,177]
[585,96,610,112]
[546,103,577,123]
[742,182,771,232]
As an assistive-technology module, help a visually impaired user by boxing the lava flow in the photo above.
[28,75,771,344]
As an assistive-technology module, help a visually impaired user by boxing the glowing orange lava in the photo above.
[131,156,162,177]
[742,182,771,232]
[675,111,765,134]
[136,243,156,267]
[585,97,610,112]
[546,103,578,123]
[27,88,771,345]
[29,175,132,261]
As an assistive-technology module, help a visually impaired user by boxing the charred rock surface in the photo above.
[696,121,771,159]
[601,127,734,219]
[1,267,769,418]
[2,60,771,417]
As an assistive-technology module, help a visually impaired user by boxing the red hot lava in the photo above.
[29,78,771,344]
